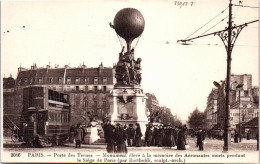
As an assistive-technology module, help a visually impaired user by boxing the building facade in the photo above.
[230,101,258,130]
[204,74,259,130]
[204,88,218,130]
[3,63,115,127]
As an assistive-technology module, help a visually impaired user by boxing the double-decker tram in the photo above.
[20,86,70,146]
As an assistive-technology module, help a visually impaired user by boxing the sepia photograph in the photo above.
[1,0,259,163]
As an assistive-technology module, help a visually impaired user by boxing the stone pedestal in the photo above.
[84,122,100,144]
[108,85,149,137]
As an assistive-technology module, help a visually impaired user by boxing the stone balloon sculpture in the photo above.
[110,8,145,86]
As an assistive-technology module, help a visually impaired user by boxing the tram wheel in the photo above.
[11,132,19,142]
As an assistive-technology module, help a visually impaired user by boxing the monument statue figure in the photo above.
[108,8,148,136]
[110,8,145,86]
[115,47,142,85]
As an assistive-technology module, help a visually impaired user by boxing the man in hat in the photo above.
[135,123,143,147]
[115,123,127,153]
[74,123,84,148]
[157,124,165,147]
[145,124,153,147]
[69,125,75,143]
[165,124,173,147]
[173,126,179,145]
[126,124,135,147]
[102,119,109,143]
[196,128,205,151]
[177,126,186,150]
[106,120,115,153]
[152,125,159,146]
[183,124,188,145]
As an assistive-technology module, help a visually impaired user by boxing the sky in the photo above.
[1,0,259,121]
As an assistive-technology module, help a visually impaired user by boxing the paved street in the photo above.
[3,136,258,153]
[2,136,258,163]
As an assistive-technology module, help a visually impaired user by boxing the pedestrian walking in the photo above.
[152,125,159,146]
[171,126,176,147]
[157,124,165,147]
[115,124,127,153]
[145,124,153,147]
[102,120,109,143]
[183,124,188,145]
[69,125,75,143]
[106,121,115,153]
[135,123,143,147]
[173,126,178,145]
[234,131,239,143]
[177,126,186,150]
[126,124,135,147]
[165,124,173,147]
[196,128,205,151]
[247,131,251,140]
[74,123,84,148]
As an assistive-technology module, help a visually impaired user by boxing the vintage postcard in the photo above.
[1,0,259,163]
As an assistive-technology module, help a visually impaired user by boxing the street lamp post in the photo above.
[215,0,247,152]
[236,84,243,142]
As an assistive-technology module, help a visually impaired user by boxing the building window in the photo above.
[76,78,80,84]
[39,78,43,84]
[49,77,53,83]
[30,78,34,84]
[67,78,71,84]
[103,77,107,85]
[94,77,98,85]
[94,86,98,91]
[85,78,89,84]
[24,78,27,83]
[58,77,63,84]
[75,86,79,91]
[93,94,97,99]
[103,101,106,107]
[17,79,21,85]
[103,86,107,92]
[244,90,249,96]
[94,101,97,107]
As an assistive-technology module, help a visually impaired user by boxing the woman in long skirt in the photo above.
[177,126,186,150]
[135,123,143,147]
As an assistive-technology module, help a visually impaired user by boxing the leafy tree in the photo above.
[145,92,182,126]
[188,107,205,129]
[173,116,183,127]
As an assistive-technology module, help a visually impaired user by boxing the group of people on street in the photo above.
[102,120,134,154]
[102,120,207,153]
[144,124,188,150]
[69,121,207,152]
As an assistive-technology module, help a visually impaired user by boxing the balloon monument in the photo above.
[108,8,149,135]
[110,8,145,86]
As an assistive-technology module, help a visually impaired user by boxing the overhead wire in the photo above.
[184,6,229,40]
[182,43,258,47]
[200,1,242,37]
[200,15,229,36]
